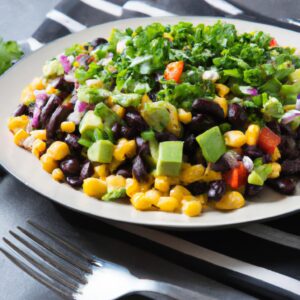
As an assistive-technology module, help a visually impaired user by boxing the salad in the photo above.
[8,21,300,217]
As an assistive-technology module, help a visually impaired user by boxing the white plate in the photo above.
[1,16,300,229]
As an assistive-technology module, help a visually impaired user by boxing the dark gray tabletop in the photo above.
[0,1,299,300]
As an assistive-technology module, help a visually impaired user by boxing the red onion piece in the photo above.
[59,55,71,73]
[281,110,300,124]
[75,101,88,113]
[240,86,258,96]
[32,95,47,128]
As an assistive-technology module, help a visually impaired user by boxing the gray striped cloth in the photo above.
[8,1,300,299]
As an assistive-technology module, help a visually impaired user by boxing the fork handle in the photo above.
[134,279,214,300]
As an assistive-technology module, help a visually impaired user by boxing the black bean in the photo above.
[155,132,178,142]
[61,158,81,175]
[281,158,300,175]
[227,103,247,129]
[51,77,74,93]
[183,134,198,155]
[148,91,157,101]
[112,123,122,140]
[242,145,264,159]
[40,95,62,127]
[266,121,281,135]
[65,134,82,152]
[136,137,150,156]
[132,155,148,182]
[207,180,226,201]
[186,182,209,195]
[14,104,28,116]
[280,123,295,137]
[116,169,132,178]
[46,105,72,138]
[188,114,215,134]
[245,184,264,197]
[66,176,83,188]
[124,109,148,132]
[192,99,225,121]
[120,125,138,139]
[211,155,231,172]
[262,154,272,164]
[77,54,90,70]
[90,37,108,48]
[80,161,94,179]
[267,178,296,195]
[279,135,298,159]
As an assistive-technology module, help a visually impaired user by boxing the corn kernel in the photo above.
[30,129,47,141]
[109,158,122,172]
[106,175,126,191]
[180,164,205,184]
[8,115,29,133]
[126,178,140,197]
[215,83,230,98]
[111,104,125,118]
[284,104,296,112]
[32,139,46,158]
[106,96,114,107]
[113,139,136,161]
[168,176,180,185]
[245,124,260,146]
[215,191,245,210]
[130,192,152,210]
[13,129,29,146]
[178,108,192,124]
[94,164,108,178]
[170,185,191,201]
[45,86,58,95]
[47,141,70,160]
[154,176,170,193]
[30,77,44,90]
[40,154,58,173]
[182,200,202,217]
[20,86,35,104]
[60,121,75,133]
[157,197,179,212]
[73,61,80,68]
[214,97,228,116]
[268,162,281,179]
[139,176,154,192]
[201,168,222,182]
[52,168,64,181]
[83,178,107,198]
[195,194,207,205]
[224,130,246,148]
[144,189,161,206]
[163,32,174,41]
[271,147,281,162]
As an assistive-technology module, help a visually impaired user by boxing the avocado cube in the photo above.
[87,140,113,163]
[196,126,226,163]
[79,111,103,134]
[248,170,264,186]
[157,141,183,176]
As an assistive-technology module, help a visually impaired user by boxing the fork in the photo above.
[0,221,212,300]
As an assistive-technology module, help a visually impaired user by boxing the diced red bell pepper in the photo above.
[258,127,281,154]
[269,38,278,47]
[224,162,248,189]
[164,61,184,83]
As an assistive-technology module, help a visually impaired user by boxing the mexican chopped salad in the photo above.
[8,21,300,217]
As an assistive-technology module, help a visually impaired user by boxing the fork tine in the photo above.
[3,237,79,292]
[17,226,92,274]
[9,230,87,285]
[28,221,93,262]
[0,247,74,300]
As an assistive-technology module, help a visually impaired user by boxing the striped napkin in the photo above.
[14,0,300,299]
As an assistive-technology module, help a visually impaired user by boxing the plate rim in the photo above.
[1,16,300,229]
